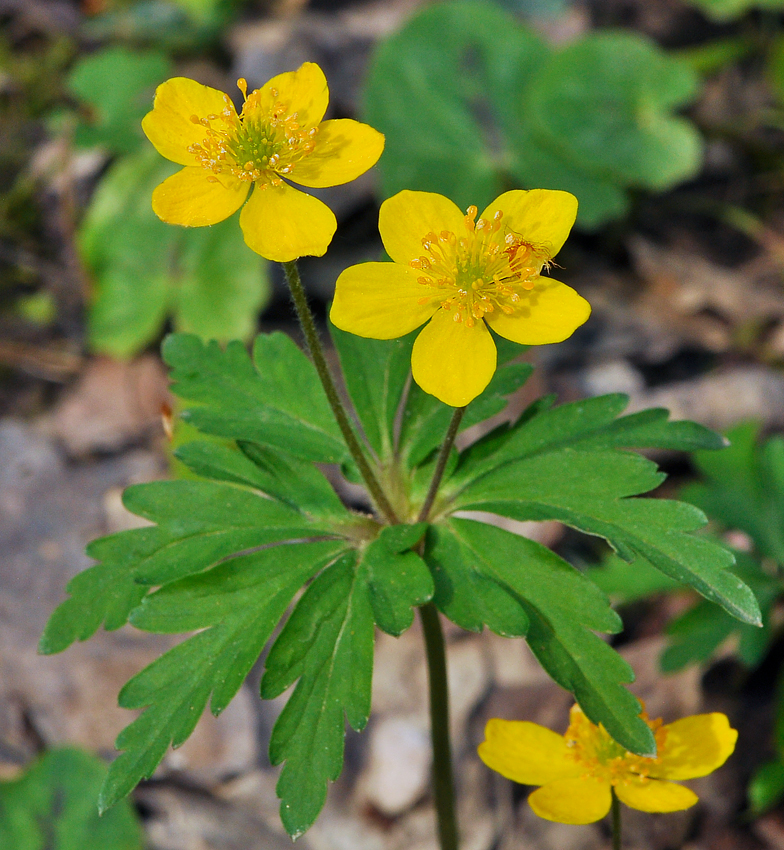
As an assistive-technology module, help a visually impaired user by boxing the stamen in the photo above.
[237,78,248,100]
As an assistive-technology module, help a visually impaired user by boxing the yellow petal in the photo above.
[614,779,698,813]
[650,714,738,781]
[478,719,581,786]
[239,180,335,262]
[485,277,590,345]
[379,191,465,265]
[142,77,237,167]
[291,119,384,188]
[528,777,612,824]
[481,189,578,258]
[330,263,438,339]
[152,167,249,226]
[411,309,497,407]
[247,62,328,130]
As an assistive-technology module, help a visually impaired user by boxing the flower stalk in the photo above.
[611,788,621,850]
[420,601,459,850]
[282,260,399,525]
[418,406,465,523]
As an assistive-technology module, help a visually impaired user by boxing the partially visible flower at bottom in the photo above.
[478,704,737,825]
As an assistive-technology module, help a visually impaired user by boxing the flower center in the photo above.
[409,205,553,327]
[565,707,668,788]
[187,79,319,186]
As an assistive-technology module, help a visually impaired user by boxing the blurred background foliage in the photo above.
[365,1,702,228]
[0,748,144,849]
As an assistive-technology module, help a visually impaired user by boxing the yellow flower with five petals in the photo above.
[478,704,737,825]
[330,189,590,407]
[142,62,384,262]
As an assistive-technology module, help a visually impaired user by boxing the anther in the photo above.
[237,78,248,99]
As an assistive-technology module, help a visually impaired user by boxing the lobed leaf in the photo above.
[455,394,723,483]
[262,553,375,837]
[363,523,433,635]
[175,439,347,520]
[100,541,345,813]
[440,519,653,754]
[454,449,760,624]
[164,332,346,463]
[447,396,761,625]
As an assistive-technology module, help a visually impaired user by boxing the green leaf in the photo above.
[122,479,335,585]
[83,150,269,358]
[448,397,761,625]
[0,748,143,850]
[363,523,432,635]
[173,219,269,342]
[262,553,375,837]
[329,324,414,458]
[364,0,549,212]
[454,393,717,485]
[660,601,736,672]
[768,34,784,106]
[164,332,347,463]
[424,524,530,636]
[82,152,176,356]
[749,760,784,815]
[444,519,653,754]
[40,474,340,654]
[528,31,702,190]
[686,422,784,563]
[68,46,171,154]
[455,451,759,623]
[174,440,347,520]
[39,529,156,654]
[587,552,682,604]
[661,551,777,671]
[507,119,631,228]
[100,540,345,813]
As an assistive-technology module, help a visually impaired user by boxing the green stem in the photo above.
[417,406,465,523]
[611,788,621,850]
[281,260,398,524]
[419,602,459,850]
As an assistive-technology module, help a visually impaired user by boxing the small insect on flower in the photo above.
[141,63,384,262]
[478,704,737,825]
[330,189,590,407]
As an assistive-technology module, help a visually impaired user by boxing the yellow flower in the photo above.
[330,189,590,407]
[141,62,384,262]
[478,704,737,825]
